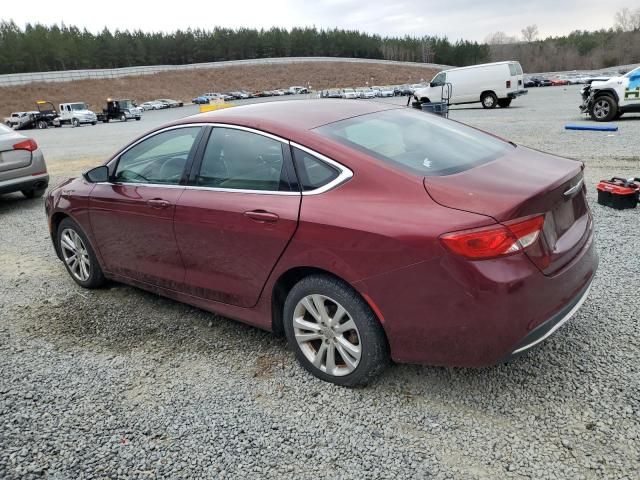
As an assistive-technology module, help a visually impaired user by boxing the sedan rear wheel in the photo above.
[57,218,105,288]
[284,275,389,386]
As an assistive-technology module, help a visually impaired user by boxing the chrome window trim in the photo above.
[105,122,353,196]
[106,123,211,168]
[289,142,354,196]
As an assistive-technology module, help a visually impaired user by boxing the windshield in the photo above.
[624,67,640,78]
[70,103,87,111]
[314,109,513,176]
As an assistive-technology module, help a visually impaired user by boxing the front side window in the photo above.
[197,128,289,191]
[315,109,513,176]
[431,72,446,86]
[509,64,518,76]
[114,127,201,184]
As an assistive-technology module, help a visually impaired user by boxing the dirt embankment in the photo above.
[0,62,438,117]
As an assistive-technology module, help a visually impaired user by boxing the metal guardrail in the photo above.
[0,57,451,87]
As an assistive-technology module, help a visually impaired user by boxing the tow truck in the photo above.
[580,66,640,121]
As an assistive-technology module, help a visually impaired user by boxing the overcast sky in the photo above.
[1,0,631,42]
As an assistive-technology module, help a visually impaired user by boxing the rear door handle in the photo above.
[146,198,171,209]
[244,210,279,223]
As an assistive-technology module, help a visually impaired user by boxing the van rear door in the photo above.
[509,62,524,91]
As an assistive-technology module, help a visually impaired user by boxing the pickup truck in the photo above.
[580,66,640,121]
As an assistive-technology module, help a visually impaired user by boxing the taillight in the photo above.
[13,139,38,152]
[506,80,512,88]
[440,215,545,260]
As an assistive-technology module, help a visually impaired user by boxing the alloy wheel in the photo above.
[60,228,91,282]
[593,100,610,120]
[293,294,361,376]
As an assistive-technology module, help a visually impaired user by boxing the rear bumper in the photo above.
[356,222,598,367]
[0,172,49,195]
[501,277,593,361]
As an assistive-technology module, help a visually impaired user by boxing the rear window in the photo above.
[314,109,513,176]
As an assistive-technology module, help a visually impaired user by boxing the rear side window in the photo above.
[292,147,339,191]
[314,109,513,176]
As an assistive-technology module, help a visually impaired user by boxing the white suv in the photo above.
[580,66,640,121]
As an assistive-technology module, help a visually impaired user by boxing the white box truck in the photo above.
[414,61,527,109]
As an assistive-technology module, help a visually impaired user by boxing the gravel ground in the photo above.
[1,86,639,479]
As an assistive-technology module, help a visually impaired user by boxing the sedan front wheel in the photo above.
[57,218,106,288]
[284,275,389,387]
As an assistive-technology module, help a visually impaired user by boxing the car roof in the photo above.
[181,99,400,138]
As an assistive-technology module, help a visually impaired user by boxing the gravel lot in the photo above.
[1,86,639,479]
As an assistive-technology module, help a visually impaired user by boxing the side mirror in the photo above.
[83,165,109,183]
[430,82,436,88]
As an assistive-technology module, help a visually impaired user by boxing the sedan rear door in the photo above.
[174,126,301,307]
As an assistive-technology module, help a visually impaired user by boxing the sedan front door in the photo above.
[89,126,203,288]
[174,126,301,307]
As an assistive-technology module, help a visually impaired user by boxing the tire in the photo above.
[37,120,48,129]
[498,98,512,108]
[283,274,389,387]
[481,92,498,109]
[72,118,80,128]
[589,95,617,122]
[56,218,106,289]
[120,114,127,122]
[91,121,97,126]
[613,112,624,120]
[21,187,46,199]
[135,117,141,121]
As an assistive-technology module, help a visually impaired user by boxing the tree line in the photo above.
[0,19,638,76]
[0,21,488,74]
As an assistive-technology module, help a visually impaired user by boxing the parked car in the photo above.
[524,77,537,88]
[414,61,527,109]
[203,93,225,102]
[0,124,49,198]
[340,88,358,99]
[288,86,308,94]
[4,112,37,129]
[538,77,553,87]
[56,102,98,127]
[157,99,183,108]
[375,86,395,97]
[355,87,376,99]
[192,96,210,105]
[325,89,342,99]
[45,100,597,386]
[580,66,640,121]
[272,89,287,96]
[396,85,413,96]
[550,77,570,86]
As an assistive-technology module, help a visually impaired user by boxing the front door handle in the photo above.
[146,198,171,209]
[244,210,279,223]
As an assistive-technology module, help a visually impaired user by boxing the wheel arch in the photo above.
[480,90,497,100]
[593,88,620,103]
[270,266,386,339]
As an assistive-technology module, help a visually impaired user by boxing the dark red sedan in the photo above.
[46,100,597,386]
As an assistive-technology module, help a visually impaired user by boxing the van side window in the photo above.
[509,64,518,76]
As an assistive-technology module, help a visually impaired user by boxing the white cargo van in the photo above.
[414,61,527,109]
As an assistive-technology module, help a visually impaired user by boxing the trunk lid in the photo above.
[424,147,590,275]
